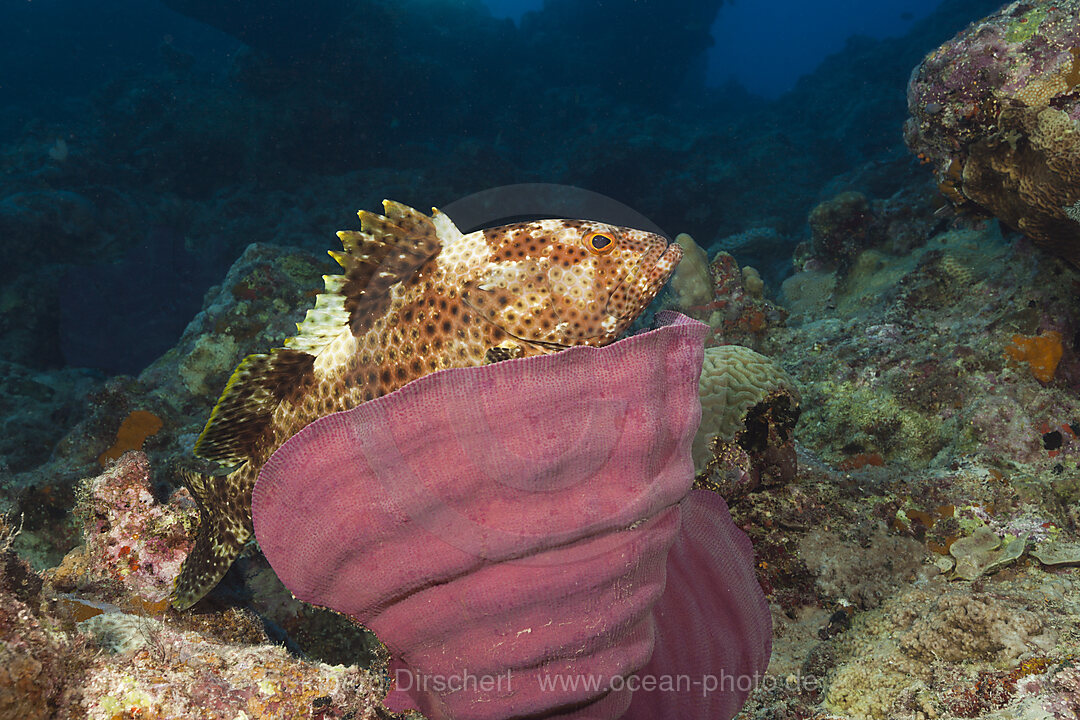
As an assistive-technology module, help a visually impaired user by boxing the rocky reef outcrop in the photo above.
[906,0,1080,264]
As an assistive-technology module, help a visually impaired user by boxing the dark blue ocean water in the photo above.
[1,0,995,376]
[4,0,946,109]
[486,0,945,98]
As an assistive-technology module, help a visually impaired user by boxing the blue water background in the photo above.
[4,0,943,116]
[0,0,989,376]
[486,0,944,97]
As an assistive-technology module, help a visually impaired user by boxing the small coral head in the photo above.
[463,219,681,347]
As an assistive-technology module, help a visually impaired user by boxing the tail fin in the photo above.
[171,467,254,610]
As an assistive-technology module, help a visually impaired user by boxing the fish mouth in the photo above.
[651,241,684,289]
[613,239,684,320]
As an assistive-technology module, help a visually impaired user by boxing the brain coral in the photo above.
[694,344,799,469]
[905,0,1080,263]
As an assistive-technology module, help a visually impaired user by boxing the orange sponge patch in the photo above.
[98,410,163,465]
[1004,331,1064,383]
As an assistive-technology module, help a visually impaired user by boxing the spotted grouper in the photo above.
[172,200,682,609]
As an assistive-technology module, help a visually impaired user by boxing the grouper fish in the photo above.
[172,200,683,609]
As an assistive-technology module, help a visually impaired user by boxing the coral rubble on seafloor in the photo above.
[0,452,388,719]
[719,201,1080,718]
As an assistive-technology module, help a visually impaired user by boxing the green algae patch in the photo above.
[800,379,951,466]
[1005,6,1048,44]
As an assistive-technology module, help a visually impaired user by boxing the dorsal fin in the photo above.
[193,349,315,466]
[193,201,447,467]
[331,200,443,336]
[283,273,348,354]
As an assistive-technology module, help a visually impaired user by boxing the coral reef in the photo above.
[717,162,1080,719]
[694,408,799,505]
[776,220,1080,469]
[714,227,795,288]
[703,251,789,346]
[906,0,1080,264]
[667,243,788,350]
[51,451,193,605]
[1048,664,1080,718]
[74,625,383,720]
[799,523,924,610]
[821,584,1058,719]
[19,131,1071,720]
[0,514,93,720]
[7,452,391,719]
[897,590,1052,664]
[7,2,1080,719]
[806,191,881,272]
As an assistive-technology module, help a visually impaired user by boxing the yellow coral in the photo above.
[668,232,712,307]
[741,266,764,298]
[694,344,798,469]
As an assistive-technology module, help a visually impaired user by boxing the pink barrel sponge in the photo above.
[253,312,771,719]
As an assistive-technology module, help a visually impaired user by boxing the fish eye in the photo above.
[584,231,615,255]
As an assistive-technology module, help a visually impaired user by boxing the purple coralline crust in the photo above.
[1048,665,1080,718]
[60,451,195,603]
[907,1,1080,160]
[0,527,92,720]
[905,0,1080,263]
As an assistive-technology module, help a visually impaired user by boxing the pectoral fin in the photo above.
[484,341,523,365]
